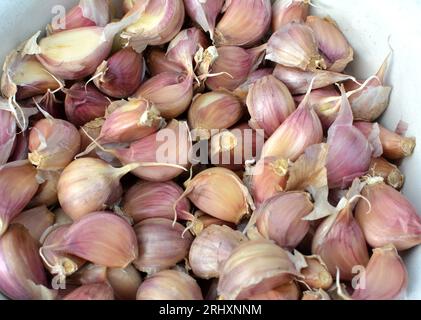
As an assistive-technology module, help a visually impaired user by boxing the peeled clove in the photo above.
[306,16,353,72]
[369,157,404,190]
[215,0,272,47]
[253,192,313,249]
[209,124,264,171]
[206,45,266,91]
[354,121,416,160]
[29,170,61,208]
[57,158,138,220]
[123,181,191,223]
[355,178,421,251]
[247,282,301,300]
[93,47,144,99]
[135,71,194,118]
[112,120,191,182]
[260,81,323,162]
[312,200,369,280]
[0,161,39,236]
[272,0,309,32]
[0,225,54,300]
[0,108,16,165]
[184,0,225,40]
[189,225,246,279]
[136,270,203,300]
[28,118,81,171]
[12,206,55,242]
[247,74,296,138]
[351,245,408,300]
[218,240,300,300]
[273,64,355,94]
[188,91,243,140]
[267,22,326,71]
[48,0,110,33]
[65,82,110,127]
[107,265,142,300]
[179,167,255,224]
[146,48,184,76]
[64,283,114,300]
[122,0,185,53]
[133,218,193,274]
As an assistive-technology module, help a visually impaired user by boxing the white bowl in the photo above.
[0,0,420,300]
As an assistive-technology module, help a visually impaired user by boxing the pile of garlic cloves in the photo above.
[0,0,419,301]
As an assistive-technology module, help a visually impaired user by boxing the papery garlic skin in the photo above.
[61,212,139,268]
[146,48,184,76]
[28,119,81,171]
[301,256,333,290]
[272,0,309,32]
[64,283,114,300]
[247,282,301,300]
[133,218,193,274]
[184,167,254,224]
[137,270,203,300]
[188,91,243,139]
[94,47,144,99]
[107,265,142,300]
[306,16,353,72]
[0,225,53,300]
[215,0,272,47]
[355,180,421,251]
[123,181,190,223]
[255,192,313,249]
[247,75,296,138]
[12,206,55,242]
[267,22,326,71]
[218,240,299,300]
[57,158,134,220]
[114,120,191,182]
[312,205,369,281]
[189,211,236,236]
[0,161,39,236]
[184,0,225,40]
[122,0,185,53]
[0,109,16,165]
[189,225,246,279]
[351,245,408,300]
[135,71,194,118]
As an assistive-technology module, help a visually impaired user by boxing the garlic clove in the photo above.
[247,282,301,300]
[28,118,81,171]
[135,71,194,119]
[301,255,333,290]
[306,16,353,72]
[0,108,16,165]
[181,167,255,224]
[273,64,355,95]
[122,0,185,53]
[233,68,273,103]
[253,192,313,250]
[64,82,110,127]
[93,47,144,99]
[355,179,421,251]
[136,270,203,300]
[63,283,114,300]
[0,225,54,300]
[57,158,136,220]
[266,22,326,71]
[184,0,225,40]
[12,206,55,243]
[272,0,309,32]
[189,225,246,279]
[354,121,416,161]
[217,240,300,300]
[133,218,193,274]
[69,263,108,286]
[0,161,39,236]
[369,157,404,190]
[54,208,73,226]
[351,245,408,300]
[146,48,184,76]
[107,265,142,300]
[247,74,296,138]
[113,120,192,182]
[29,170,61,208]
[188,91,243,140]
[215,0,272,47]
[48,0,110,33]
[122,181,191,223]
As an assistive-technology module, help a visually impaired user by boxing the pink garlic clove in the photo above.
[12,206,55,243]
[272,0,309,32]
[63,283,114,300]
